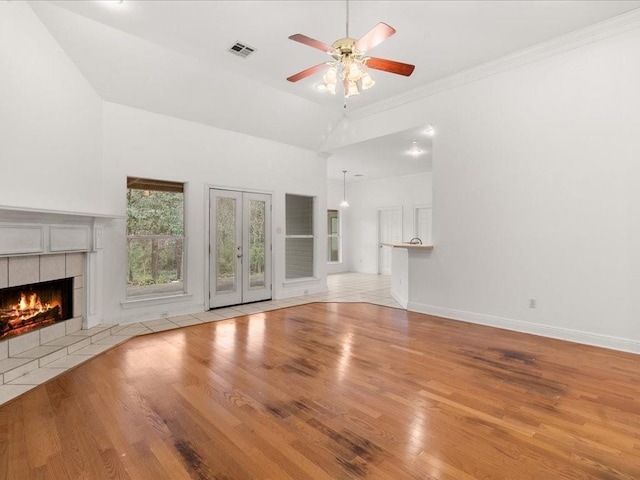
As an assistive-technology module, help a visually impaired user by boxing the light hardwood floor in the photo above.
[1,301,639,479]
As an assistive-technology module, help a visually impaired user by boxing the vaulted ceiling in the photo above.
[30,1,640,181]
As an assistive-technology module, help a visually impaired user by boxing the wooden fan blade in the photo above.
[287,63,328,82]
[354,22,396,53]
[288,34,336,54]
[366,57,415,77]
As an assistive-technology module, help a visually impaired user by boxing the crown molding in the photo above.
[348,8,640,121]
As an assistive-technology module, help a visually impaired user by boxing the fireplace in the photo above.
[0,278,74,340]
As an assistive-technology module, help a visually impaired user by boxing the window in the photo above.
[327,209,340,262]
[285,194,314,279]
[126,177,185,298]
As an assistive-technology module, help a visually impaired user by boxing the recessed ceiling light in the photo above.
[408,141,423,156]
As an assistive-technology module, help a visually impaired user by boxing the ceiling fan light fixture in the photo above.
[346,61,363,81]
[345,80,360,98]
[323,65,338,84]
[340,170,350,208]
[286,0,414,99]
[361,72,375,90]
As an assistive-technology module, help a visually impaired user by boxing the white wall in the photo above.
[0,3,104,213]
[326,26,640,352]
[345,173,433,274]
[327,180,349,274]
[101,103,328,323]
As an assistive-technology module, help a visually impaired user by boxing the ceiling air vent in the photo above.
[228,42,256,58]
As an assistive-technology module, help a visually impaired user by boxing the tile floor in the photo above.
[0,273,400,405]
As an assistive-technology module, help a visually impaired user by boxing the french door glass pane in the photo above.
[216,197,236,292]
[249,200,266,288]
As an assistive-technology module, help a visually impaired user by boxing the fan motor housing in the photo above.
[331,37,358,59]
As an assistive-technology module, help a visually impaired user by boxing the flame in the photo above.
[16,292,44,312]
[12,292,58,320]
[18,292,41,311]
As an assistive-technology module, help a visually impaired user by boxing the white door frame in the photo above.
[209,189,243,307]
[205,186,273,310]
[413,204,433,246]
[376,206,403,275]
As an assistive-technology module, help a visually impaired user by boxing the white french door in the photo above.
[209,189,271,308]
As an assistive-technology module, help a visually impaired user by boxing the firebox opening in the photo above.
[0,277,73,340]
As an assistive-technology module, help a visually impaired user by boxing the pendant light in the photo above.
[340,170,350,208]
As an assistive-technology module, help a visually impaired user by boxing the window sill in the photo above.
[121,293,193,309]
[283,277,319,286]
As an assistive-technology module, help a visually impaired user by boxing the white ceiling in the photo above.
[30,0,640,181]
[328,125,433,183]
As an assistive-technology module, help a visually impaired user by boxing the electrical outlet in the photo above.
[529,299,536,309]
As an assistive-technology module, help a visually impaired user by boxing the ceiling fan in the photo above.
[286,0,415,98]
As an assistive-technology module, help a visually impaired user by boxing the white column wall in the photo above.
[325,26,640,351]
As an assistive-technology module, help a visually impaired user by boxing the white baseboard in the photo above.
[390,290,408,309]
[407,302,640,355]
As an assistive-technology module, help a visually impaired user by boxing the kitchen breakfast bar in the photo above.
[383,243,434,309]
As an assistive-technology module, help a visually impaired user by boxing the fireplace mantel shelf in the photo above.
[0,205,124,221]
[0,205,123,257]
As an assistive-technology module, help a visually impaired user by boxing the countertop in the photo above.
[383,243,434,251]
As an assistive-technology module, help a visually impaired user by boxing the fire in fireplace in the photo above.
[0,278,73,340]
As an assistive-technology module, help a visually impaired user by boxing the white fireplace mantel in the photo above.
[0,205,123,256]
[0,205,124,329]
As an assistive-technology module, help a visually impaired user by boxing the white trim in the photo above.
[0,225,45,255]
[120,293,194,309]
[348,8,640,120]
[407,302,640,355]
[390,290,408,310]
[50,225,90,252]
[0,204,123,220]
[282,277,319,286]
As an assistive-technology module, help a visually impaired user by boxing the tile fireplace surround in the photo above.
[0,253,85,356]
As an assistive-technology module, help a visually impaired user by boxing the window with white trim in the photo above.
[285,194,314,279]
[126,177,185,298]
[327,209,340,263]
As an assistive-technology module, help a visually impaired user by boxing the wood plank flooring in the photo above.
[1,302,639,479]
